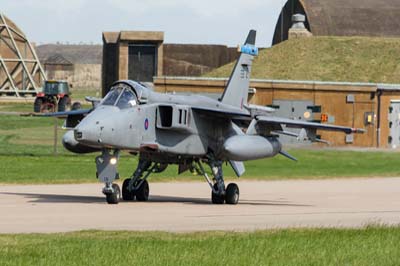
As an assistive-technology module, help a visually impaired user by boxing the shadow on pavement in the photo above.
[0,192,312,207]
[1,192,104,204]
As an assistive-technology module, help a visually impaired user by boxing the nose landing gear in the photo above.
[96,150,121,204]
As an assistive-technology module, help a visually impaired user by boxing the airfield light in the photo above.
[110,157,118,165]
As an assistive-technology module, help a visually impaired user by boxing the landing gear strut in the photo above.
[195,157,240,205]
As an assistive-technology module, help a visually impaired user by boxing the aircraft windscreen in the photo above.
[116,89,137,109]
[101,85,138,109]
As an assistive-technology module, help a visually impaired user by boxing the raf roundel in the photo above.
[144,118,149,130]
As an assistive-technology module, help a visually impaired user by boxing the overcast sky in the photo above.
[2,0,286,47]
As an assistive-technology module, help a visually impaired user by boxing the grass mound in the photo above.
[206,36,400,84]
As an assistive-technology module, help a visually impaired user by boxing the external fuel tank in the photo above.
[223,135,281,161]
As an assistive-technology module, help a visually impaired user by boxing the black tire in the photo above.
[211,183,225,204]
[33,98,43,113]
[225,183,240,205]
[122,179,135,201]
[106,184,120,204]
[58,96,71,112]
[135,180,149,202]
[72,102,82,110]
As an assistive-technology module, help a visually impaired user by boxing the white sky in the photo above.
[2,0,286,47]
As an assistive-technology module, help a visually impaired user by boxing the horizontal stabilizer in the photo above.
[279,150,298,162]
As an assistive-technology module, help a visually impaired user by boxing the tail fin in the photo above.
[220,30,257,109]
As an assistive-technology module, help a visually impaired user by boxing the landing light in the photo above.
[110,157,118,165]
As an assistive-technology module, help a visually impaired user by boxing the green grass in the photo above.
[1,149,400,184]
[0,227,399,266]
[1,114,400,184]
[0,115,55,130]
[0,103,34,113]
[70,87,101,102]
[206,36,400,84]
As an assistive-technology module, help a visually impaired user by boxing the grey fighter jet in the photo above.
[53,30,364,205]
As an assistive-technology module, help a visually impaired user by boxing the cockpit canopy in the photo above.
[101,84,138,109]
[100,81,150,109]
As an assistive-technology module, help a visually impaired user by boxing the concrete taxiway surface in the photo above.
[1,178,400,233]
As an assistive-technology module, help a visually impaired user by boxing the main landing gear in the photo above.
[194,158,240,205]
[121,159,167,202]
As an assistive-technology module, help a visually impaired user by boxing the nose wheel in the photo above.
[105,183,121,204]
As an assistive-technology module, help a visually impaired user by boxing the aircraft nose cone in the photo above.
[74,120,101,145]
[62,130,77,148]
[62,130,99,154]
[74,106,120,147]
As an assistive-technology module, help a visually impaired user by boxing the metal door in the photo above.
[128,45,157,82]
[272,100,314,144]
[388,101,400,148]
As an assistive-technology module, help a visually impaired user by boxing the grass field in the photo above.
[2,149,400,184]
[0,227,399,266]
[0,114,400,184]
[0,103,34,113]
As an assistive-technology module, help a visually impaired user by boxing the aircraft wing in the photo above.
[38,109,92,118]
[256,116,365,134]
[191,106,251,120]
